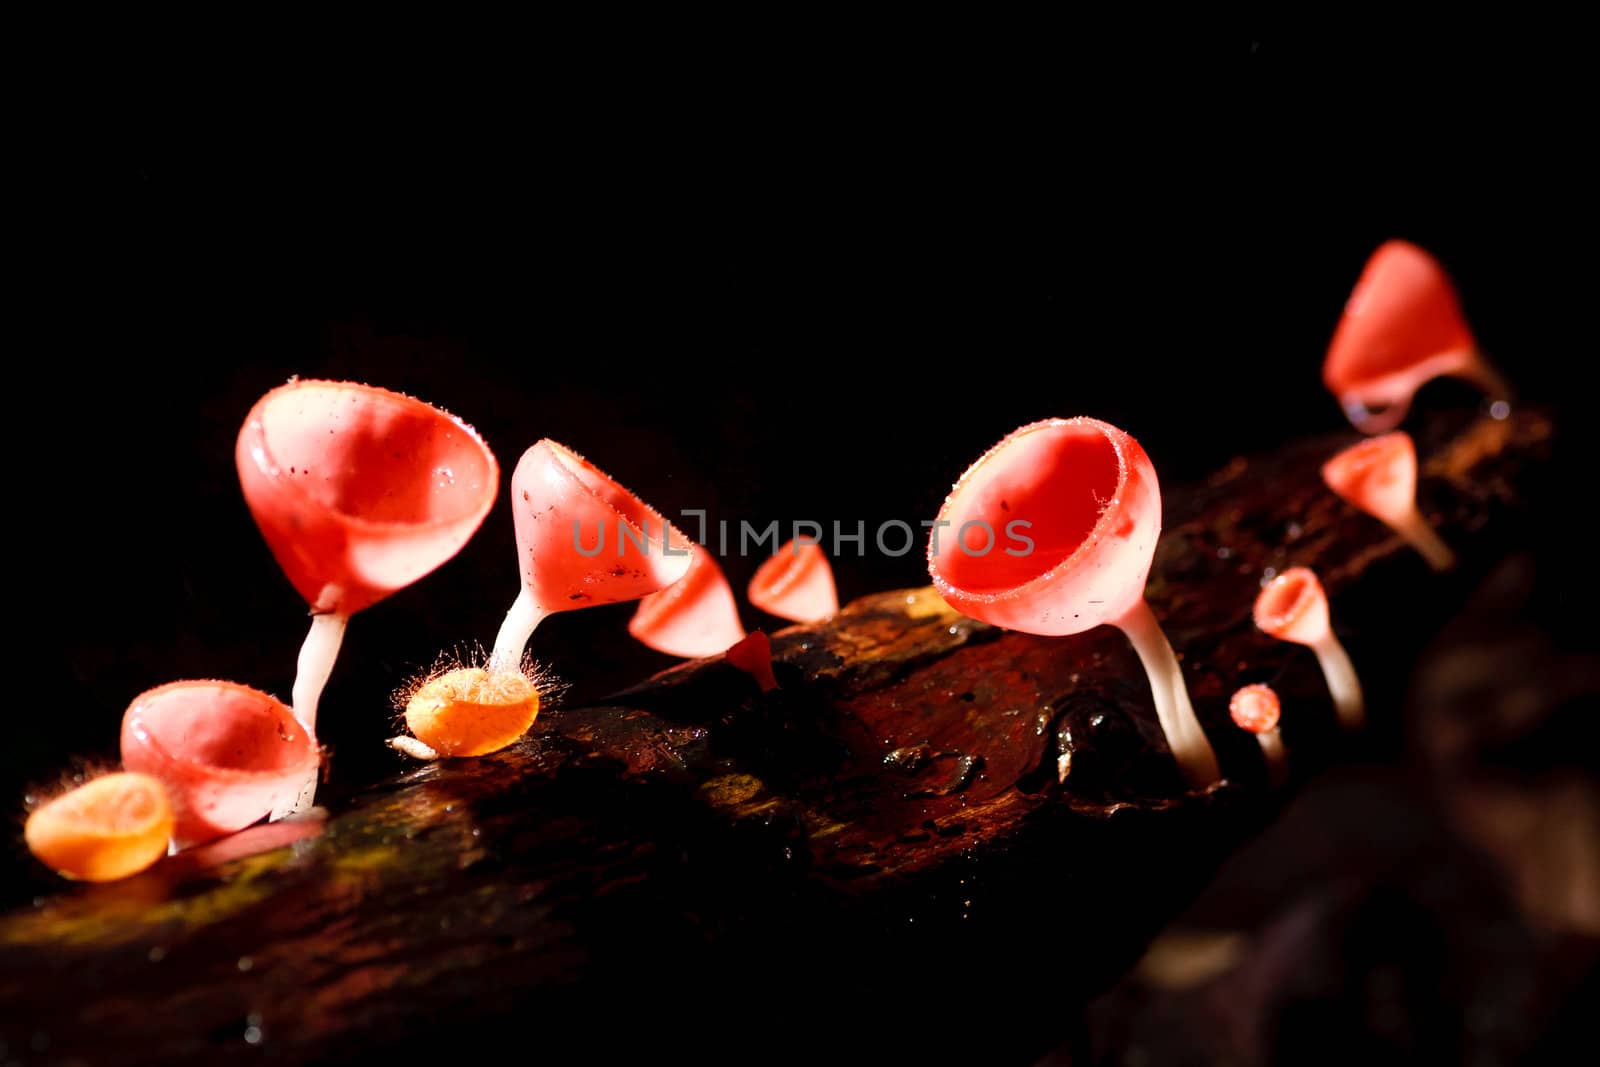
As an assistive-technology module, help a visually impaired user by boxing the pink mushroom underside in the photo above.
[1254,570,1329,645]
[630,550,744,658]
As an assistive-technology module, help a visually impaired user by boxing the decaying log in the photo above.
[0,410,1553,1065]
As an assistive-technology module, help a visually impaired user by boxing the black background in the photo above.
[8,31,1591,895]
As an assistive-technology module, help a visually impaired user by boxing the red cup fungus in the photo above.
[927,417,1221,789]
[1253,567,1365,730]
[120,680,320,845]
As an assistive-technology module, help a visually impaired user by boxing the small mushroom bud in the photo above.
[629,545,745,658]
[1253,568,1365,731]
[1229,684,1286,786]
[1321,431,1455,572]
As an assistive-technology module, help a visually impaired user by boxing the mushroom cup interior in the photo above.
[932,421,1122,596]
[260,382,495,527]
[1254,570,1323,641]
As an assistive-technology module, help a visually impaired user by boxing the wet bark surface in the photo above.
[0,409,1553,1066]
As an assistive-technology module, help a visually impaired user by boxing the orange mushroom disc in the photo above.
[1229,684,1281,734]
[1323,240,1506,433]
[24,772,174,882]
[629,546,745,658]
[404,668,541,758]
[749,540,838,624]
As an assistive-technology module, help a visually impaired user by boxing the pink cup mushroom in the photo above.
[1321,431,1455,572]
[120,680,321,846]
[1253,567,1364,731]
[487,439,693,671]
[237,379,499,735]
[1324,239,1511,433]
[725,630,779,693]
[629,545,746,658]
[748,539,839,624]
[927,417,1221,789]
[1230,684,1286,786]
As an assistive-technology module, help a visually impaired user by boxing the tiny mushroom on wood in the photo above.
[1322,431,1455,571]
[1230,684,1287,786]
[1253,567,1365,731]
[725,630,779,693]
[392,440,691,761]
[927,417,1221,789]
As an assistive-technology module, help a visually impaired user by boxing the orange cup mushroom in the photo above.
[927,417,1221,789]
[1253,568,1364,731]
[25,772,175,882]
[629,545,746,658]
[1324,239,1510,434]
[1230,684,1286,786]
[1321,431,1455,572]
[748,539,839,624]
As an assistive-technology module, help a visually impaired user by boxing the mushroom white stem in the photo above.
[272,612,348,821]
[1311,635,1365,730]
[1256,729,1287,787]
[389,736,441,761]
[1116,599,1222,789]
[1392,507,1456,572]
[489,588,548,674]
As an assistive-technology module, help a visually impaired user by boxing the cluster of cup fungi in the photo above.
[23,239,1508,883]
